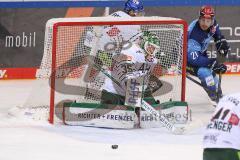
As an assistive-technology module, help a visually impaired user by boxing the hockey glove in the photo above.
[212,61,227,74]
[215,35,230,57]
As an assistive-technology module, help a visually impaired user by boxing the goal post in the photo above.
[39,16,188,124]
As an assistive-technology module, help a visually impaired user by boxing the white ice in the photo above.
[0,75,239,160]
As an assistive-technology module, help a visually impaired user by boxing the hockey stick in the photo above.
[216,72,222,103]
[215,38,230,102]
[187,54,226,103]
[186,73,220,107]
[216,54,225,103]
[186,74,217,96]
[87,57,185,134]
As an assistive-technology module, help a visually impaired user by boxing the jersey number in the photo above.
[191,52,199,60]
[211,107,230,121]
[139,64,151,73]
[121,64,133,74]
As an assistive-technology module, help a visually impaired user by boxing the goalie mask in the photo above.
[141,31,160,57]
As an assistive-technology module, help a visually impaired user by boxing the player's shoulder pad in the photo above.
[188,19,198,35]
[110,11,131,18]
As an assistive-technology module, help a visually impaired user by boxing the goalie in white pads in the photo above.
[100,31,160,105]
[98,31,186,133]
[100,30,163,127]
[203,92,240,160]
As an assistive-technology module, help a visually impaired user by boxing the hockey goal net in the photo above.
[33,16,187,124]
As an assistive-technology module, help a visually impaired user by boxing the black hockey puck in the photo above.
[111,145,118,149]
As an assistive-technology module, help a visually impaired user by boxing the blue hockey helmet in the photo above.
[124,0,145,16]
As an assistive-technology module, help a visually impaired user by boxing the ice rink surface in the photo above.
[0,75,239,160]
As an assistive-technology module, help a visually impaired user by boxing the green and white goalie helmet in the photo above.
[141,31,160,56]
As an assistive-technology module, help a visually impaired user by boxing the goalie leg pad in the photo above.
[63,102,137,129]
[63,101,188,129]
[140,101,188,128]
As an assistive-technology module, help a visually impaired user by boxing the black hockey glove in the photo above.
[215,35,230,57]
[212,61,227,74]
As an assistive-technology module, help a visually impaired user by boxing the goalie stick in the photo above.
[87,56,185,134]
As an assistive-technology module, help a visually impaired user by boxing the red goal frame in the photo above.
[49,19,188,124]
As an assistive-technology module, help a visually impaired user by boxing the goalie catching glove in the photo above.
[215,35,230,57]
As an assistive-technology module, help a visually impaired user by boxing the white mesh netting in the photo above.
[17,17,187,123]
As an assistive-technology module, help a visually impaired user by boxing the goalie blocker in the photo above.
[63,101,188,129]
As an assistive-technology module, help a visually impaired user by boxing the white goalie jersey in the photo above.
[84,11,142,52]
[203,92,240,150]
[102,43,157,96]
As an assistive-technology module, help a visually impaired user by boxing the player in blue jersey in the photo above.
[187,6,230,103]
